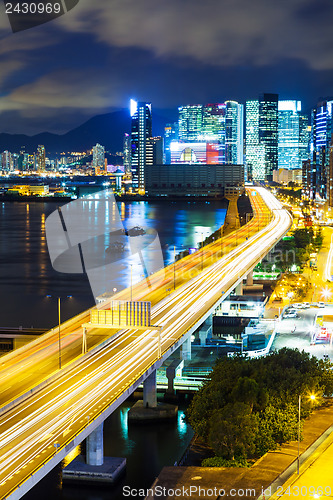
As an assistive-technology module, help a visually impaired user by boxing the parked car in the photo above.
[318,302,326,308]
[284,311,298,319]
[301,302,310,309]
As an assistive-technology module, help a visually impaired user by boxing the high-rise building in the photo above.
[37,145,46,172]
[311,99,333,200]
[278,101,309,170]
[1,150,13,171]
[123,134,131,175]
[130,100,152,193]
[178,105,203,142]
[245,100,265,181]
[225,101,244,165]
[92,143,105,170]
[164,122,179,164]
[202,103,226,142]
[259,93,279,180]
[146,137,163,166]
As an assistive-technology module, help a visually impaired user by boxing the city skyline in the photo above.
[0,0,333,135]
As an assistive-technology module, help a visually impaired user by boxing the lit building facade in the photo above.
[202,103,226,143]
[145,163,244,196]
[259,93,279,181]
[92,143,105,170]
[225,100,244,165]
[170,142,226,164]
[245,100,265,181]
[37,145,46,172]
[178,105,203,142]
[130,99,152,193]
[311,100,333,201]
[1,150,13,171]
[146,136,163,166]
[123,134,131,175]
[278,100,309,170]
[164,122,179,164]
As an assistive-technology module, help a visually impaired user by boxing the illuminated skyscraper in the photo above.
[259,93,279,180]
[225,101,244,165]
[92,143,105,169]
[178,105,203,142]
[123,134,131,175]
[146,136,163,166]
[278,101,309,170]
[311,99,333,200]
[202,103,226,142]
[164,122,179,164]
[245,100,265,181]
[37,145,46,172]
[1,150,13,171]
[130,99,152,193]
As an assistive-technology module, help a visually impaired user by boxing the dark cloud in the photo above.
[0,0,332,134]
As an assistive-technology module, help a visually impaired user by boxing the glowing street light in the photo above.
[321,288,332,301]
[46,294,73,370]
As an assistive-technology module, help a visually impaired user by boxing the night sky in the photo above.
[0,0,333,135]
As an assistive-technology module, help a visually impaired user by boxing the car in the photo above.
[301,302,310,309]
[318,302,325,308]
[292,303,303,309]
[311,302,319,307]
[284,311,298,319]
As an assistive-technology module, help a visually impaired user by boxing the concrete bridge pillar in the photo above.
[180,336,191,360]
[143,370,157,408]
[247,270,254,286]
[86,422,104,466]
[235,281,243,295]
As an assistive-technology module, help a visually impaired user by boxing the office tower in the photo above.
[92,143,105,169]
[245,100,265,181]
[259,93,279,180]
[123,133,131,175]
[278,101,309,170]
[130,99,152,193]
[164,122,179,164]
[328,137,333,207]
[225,100,244,164]
[1,150,13,170]
[146,136,163,165]
[202,103,226,142]
[299,115,310,164]
[178,105,203,142]
[311,99,333,200]
[37,145,46,172]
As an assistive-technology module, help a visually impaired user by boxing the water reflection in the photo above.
[0,199,226,328]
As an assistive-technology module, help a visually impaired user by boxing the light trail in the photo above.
[324,230,333,282]
[0,187,292,500]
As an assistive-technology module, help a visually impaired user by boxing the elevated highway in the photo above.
[0,187,292,500]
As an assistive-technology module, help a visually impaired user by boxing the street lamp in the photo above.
[297,393,316,474]
[46,294,72,370]
[321,288,332,302]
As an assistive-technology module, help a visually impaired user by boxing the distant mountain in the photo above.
[0,109,169,154]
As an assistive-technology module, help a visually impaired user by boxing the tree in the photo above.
[187,348,333,462]
[208,403,258,460]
